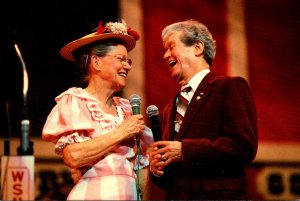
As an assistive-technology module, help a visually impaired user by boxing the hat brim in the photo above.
[60,32,136,62]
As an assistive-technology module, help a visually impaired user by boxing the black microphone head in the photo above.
[146,105,161,141]
[146,105,159,117]
[129,94,141,106]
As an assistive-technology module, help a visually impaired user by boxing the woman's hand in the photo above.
[118,114,145,139]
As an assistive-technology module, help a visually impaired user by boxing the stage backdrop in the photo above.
[0,0,299,200]
[121,0,300,200]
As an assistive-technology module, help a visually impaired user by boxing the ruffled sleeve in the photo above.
[42,88,94,154]
[134,126,154,170]
[139,126,154,153]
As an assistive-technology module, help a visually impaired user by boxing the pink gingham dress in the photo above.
[42,87,153,200]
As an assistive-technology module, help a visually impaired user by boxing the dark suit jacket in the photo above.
[152,72,258,200]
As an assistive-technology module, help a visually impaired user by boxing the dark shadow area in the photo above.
[0,0,119,139]
[35,169,73,200]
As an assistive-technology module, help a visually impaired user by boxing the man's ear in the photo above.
[194,41,204,56]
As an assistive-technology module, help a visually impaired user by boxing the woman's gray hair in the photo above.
[161,19,216,67]
[73,41,117,86]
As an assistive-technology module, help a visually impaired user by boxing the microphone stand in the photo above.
[136,136,141,201]
[4,102,11,156]
[14,43,33,155]
[133,106,142,201]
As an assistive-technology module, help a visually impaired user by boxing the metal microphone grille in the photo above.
[129,94,141,106]
[146,105,159,117]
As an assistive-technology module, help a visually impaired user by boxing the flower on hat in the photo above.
[96,19,140,40]
[106,21,127,34]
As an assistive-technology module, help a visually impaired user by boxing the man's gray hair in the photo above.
[162,19,216,67]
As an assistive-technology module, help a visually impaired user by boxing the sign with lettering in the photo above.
[1,156,34,200]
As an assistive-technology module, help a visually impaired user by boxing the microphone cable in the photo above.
[136,135,142,201]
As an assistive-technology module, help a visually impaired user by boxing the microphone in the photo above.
[146,105,162,141]
[129,94,141,115]
[129,94,141,141]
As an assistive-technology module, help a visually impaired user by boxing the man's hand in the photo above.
[149,141,182,177]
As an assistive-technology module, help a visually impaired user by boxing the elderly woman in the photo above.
[42,19,153,200]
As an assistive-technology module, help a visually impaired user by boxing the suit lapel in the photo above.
[164,97,178,140]
[175,73,217,140]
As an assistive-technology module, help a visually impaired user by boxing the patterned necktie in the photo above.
[175,85,192,133]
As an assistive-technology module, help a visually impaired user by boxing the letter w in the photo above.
[11,171,24,182]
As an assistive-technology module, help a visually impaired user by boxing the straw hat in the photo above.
[60,20,140,62]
